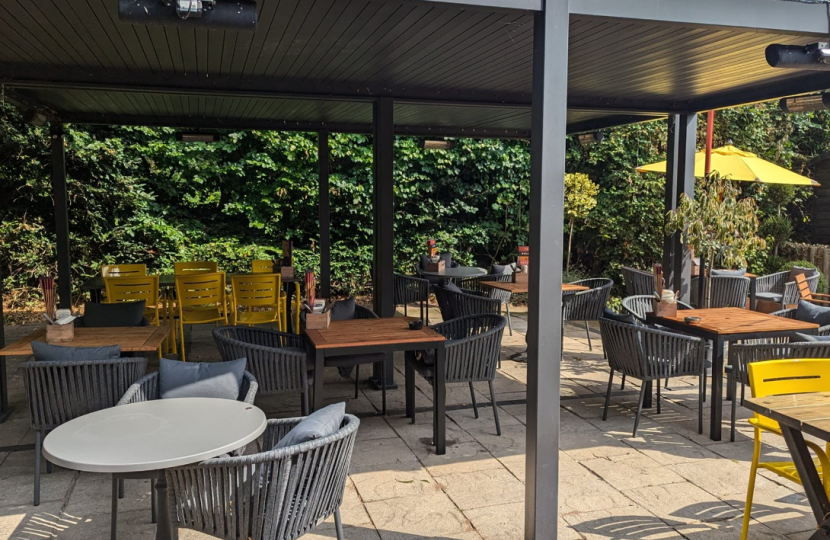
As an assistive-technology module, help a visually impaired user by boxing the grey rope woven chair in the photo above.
[562,278,613,351]
[22,357,148,506]
[620,295,694,321]
[771,307,830,336]
[394,273,430,324]
[756,270,820,309]
[165,415,359,540]
[728,341,830,442]
[707,275,751,308]
[213,326,312,414]
[113,369,258,540]
[621,266,655,297]
[599,318,706,436]
[460,273,515,335]
[406,314,507,435]
[433,285,501,322]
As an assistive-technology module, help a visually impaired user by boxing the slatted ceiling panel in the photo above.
[394,103,530,130]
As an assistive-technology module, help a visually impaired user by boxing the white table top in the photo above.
[42,398,267,473]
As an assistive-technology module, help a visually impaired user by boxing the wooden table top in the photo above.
[305,317,445,350]
[647,307,818,336]
[479,281,589,294]
[745,391,830,441]
[0,326,170,356]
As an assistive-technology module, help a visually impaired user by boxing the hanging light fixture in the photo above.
[119,0,257,30]
[418,140,455,150]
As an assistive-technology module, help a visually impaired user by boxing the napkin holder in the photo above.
[425,260,445,272]
[46,323,74,343]
[652,299,677,318]
[280,266,295,280]
[513,272,528,284]
[306,299,331,330]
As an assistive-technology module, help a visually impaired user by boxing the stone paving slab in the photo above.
[0,306,819,539]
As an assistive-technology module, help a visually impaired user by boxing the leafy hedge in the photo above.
[2,99,828,308]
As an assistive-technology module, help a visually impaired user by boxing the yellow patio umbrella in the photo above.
[636,145,819,186]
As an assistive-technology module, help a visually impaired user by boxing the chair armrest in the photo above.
[261,417,305,449]
[239,371,258,404]
[770,308,797,320]
[118,372,160,405]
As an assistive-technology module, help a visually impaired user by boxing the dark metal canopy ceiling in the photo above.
[0,0,828,136]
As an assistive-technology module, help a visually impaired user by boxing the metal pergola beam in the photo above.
[526,0,568,537]
[406,0,542,11]
[570,0,830,36]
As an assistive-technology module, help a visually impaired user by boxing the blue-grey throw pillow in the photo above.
[791,332,830,343]
[82,301,146,327]
[602,308,638,325]
[330,298,356,321]
[789,266,819,283]
[439,252,453,267]
[31,341,121,362]
[274,402,346,449]
[419,254,431,270]
[795,300,830,327]
[159,358,246,400]
[711,269,746,277]
[491,264,514,276]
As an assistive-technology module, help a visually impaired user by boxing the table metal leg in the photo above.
[434,345,446,455]
[780,426,830,538]
[154,471,177,540]
[709,336,725,441]
[313,349,324,412]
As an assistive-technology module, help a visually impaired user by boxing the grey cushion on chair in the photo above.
[80,301,147,327]
[711,269,746,277]
[274,402,346,449]
[795,300,830,327]
[159,358,247,400]
[491,264,514,275]
[755,291,784,303]
[31,341,121,362]
[330,298,356,322]
[602,308,638,326]
[791,333,830,343]
[789,266,819,283]
[442,281,462,293]
[419,255,431,270]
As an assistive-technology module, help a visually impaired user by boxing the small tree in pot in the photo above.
[564,172,599,272]
[666,174,766,305]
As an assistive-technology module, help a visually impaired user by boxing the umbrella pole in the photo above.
[705,111,714,177]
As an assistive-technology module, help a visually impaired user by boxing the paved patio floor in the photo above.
[0,304,819,539]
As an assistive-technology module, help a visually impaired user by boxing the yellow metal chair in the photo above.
[230,274,286,330]
[251,260,275,273]
[174,272,228,362]
[101,263,146,277]
[174,261,218,274]
[103,275,164,357]
[742,358,830,540]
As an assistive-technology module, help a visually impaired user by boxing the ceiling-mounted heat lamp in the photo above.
[418,139,455,150]
[119,0,257,31]
[766,43,830,71]
[177,133,218,142]
[780,94,830,113]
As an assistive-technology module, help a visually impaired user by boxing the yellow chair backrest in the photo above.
[175,272,226,309]
[101,264,146,277]
[174,261,218,275]
[748,359,830,428]
[251,260,275,274]
[231,274,281,309]
[104,275,160,306]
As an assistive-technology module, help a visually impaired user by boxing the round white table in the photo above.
[419,266,487,279]
[43,398,267,540]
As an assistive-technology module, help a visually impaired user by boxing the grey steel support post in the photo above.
[0,268,11,423]
[318,131,331,299]
[372,97,397,389]
[51,123,71,310]
[525,1,568,539]
[662,114,696,302]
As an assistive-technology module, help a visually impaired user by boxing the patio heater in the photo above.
[119,0,257,30]
[766,43,830,70]
[780,94,830,113]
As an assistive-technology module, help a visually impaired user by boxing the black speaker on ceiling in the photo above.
[118,0,257,31]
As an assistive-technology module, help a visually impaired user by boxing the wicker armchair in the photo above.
[213,326,311,413]
[460,273,515,335]
[562,278,613,351]
[166,415,359,540]
[621,266,654,297]
[771,307,830,336]
[621,295,694,321]
[599,318,705,436]
[394,273,430,324]
[691,275,750,308]
[756,271,820,309]
[406,314,507,435]
[433,285,501,321]
[21,357,148,506]
[728,341,830,441]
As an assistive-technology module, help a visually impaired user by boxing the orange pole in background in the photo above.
[704,110,715,176]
